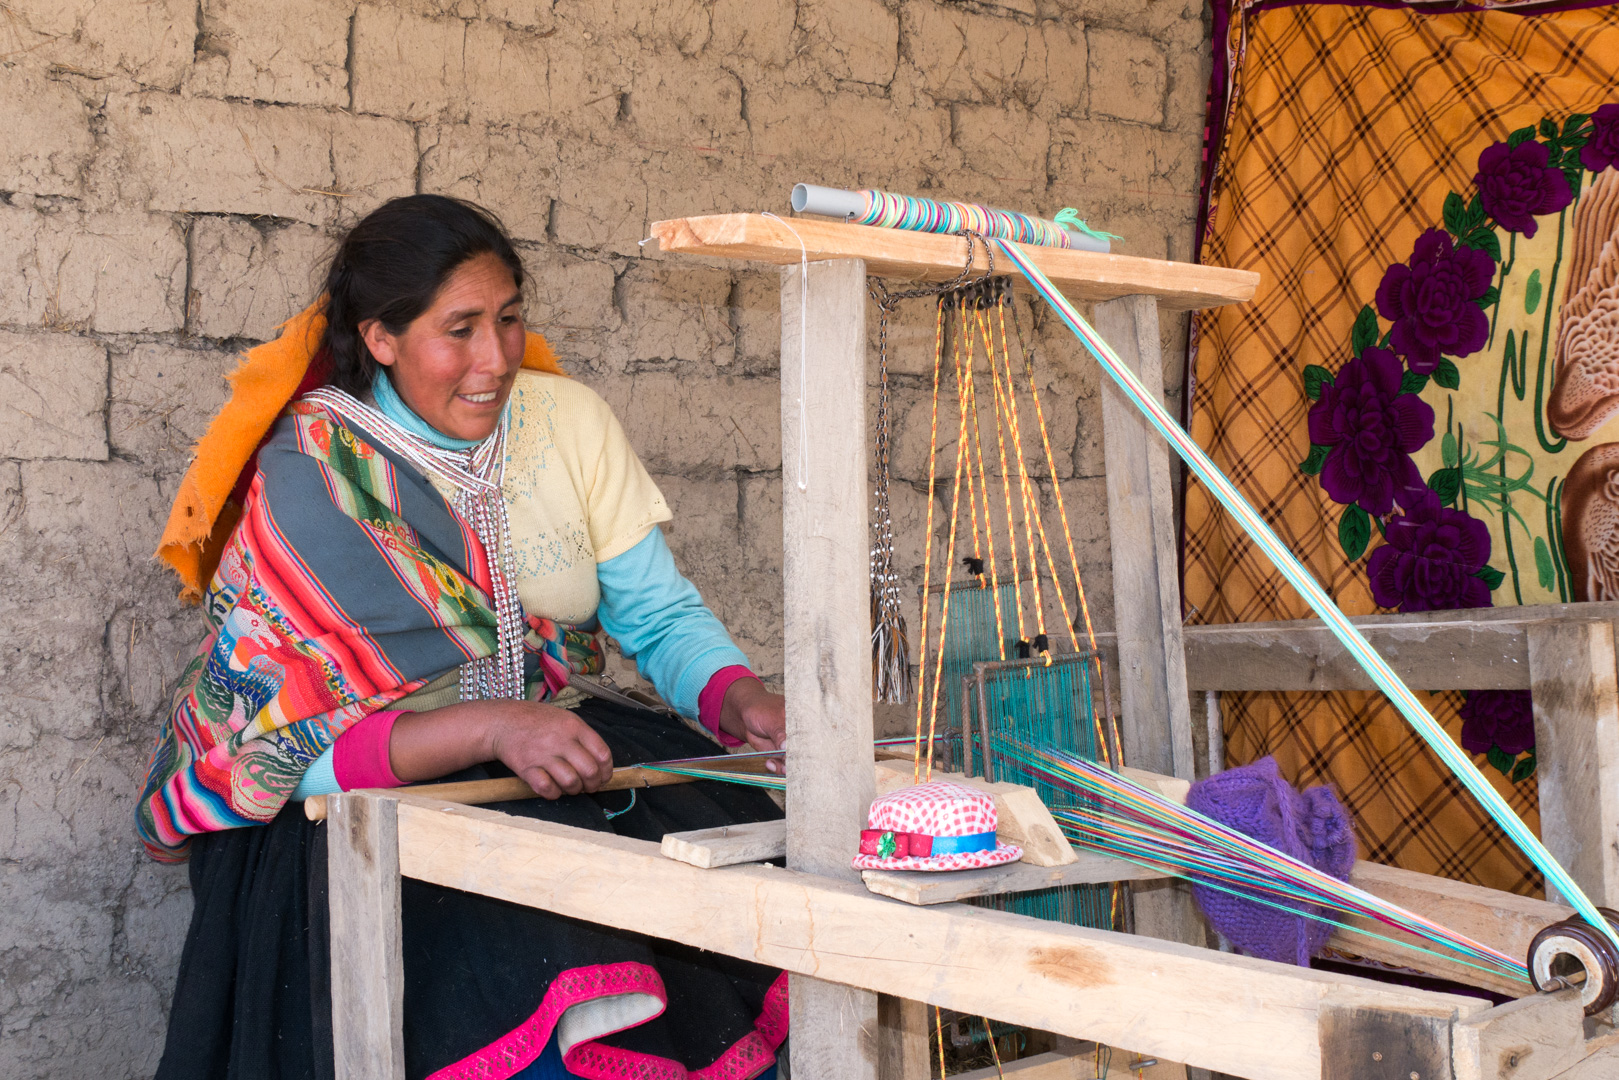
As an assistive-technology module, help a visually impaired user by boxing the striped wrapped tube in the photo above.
[992,235,1619,954]
[790,184,1112,253]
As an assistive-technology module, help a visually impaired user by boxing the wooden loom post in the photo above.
[780,256,882,1080]
[1092,294,1204,958]
[1527,619,1619,906]
[328,792,406,1080]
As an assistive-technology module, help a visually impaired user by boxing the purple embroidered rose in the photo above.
[1307,347,1434,515]
[1474,139,1572,238]
[1458,689,1535,757]
[1582,103,1619,175]
[1374,229,1494,375]
[1368,490,1493,613]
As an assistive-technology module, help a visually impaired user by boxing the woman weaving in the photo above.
[137,195,789,1080]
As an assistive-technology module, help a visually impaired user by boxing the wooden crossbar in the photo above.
[649,214,1258,310]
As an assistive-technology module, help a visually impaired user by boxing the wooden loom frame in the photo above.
[325,214,1619,1080]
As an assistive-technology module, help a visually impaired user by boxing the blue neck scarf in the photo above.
[371,371,481,451]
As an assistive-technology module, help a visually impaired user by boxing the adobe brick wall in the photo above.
[0,1,1209,1074]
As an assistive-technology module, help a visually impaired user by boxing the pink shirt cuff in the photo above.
[333,709,406,790]
[699,665,756,747]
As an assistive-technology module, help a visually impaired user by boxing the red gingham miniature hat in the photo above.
[852,780,1022,872]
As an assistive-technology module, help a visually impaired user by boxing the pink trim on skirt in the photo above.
[426,964,789,1080]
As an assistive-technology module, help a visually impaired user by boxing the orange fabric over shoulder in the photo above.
[156,299,566,602]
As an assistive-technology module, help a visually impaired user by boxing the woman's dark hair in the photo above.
[319,194,525,394]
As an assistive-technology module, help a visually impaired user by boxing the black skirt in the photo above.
[154,699,787,1080]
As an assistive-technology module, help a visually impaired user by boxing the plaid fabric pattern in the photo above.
[1188,2,1619,896]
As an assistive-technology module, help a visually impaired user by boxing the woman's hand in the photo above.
[718,677,787,772]
[485,702,615,798]
[389,700,613,798]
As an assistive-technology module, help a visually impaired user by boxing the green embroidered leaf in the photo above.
[1401,370,1430,395]
[1428,467,1462,506]
[1351,305,1379,358]
[1462,227,1502,262]
[1487,745,1515,776]
[1339,504,1371,561]
[1465,193,1486,231]
[1540,117,1559,140]
[1442,191,1467,236]
[1511,749,1538,783]
[1507,126,1537,148]
[1475,564,1506,590]
[1441,430,1459,468]
[1299,443,1329,476]
[1475,285,1500,311]
[1303,364,1334,400]
[1534,536,1555,591]
[1434,358,1461,390]
[1525,268,1543,315]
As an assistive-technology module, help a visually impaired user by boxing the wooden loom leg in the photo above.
[328,792,406,1080]
[1094,296,1205,970]
[1527,620,1619,906]
[878,995,931,1080]
[781,256,881,1080]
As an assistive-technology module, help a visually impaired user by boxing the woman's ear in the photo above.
[359,319,398,368]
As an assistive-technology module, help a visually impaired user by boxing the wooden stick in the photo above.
[303,764,701,822]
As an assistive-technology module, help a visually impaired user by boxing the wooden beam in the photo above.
[949,1050,1182,1080]
[1528,621,1619,907]
[878,995,930,1080]
[1331,861,1568,999]
[781,256,880,1080]
[649,215,1258,311]
[1094,294,1201,954]
[1452,989,1586,1080]
[1317,1004,1454,1080]
[328,793,405,1080]
[1168,601,1619,693]
[303,765,702,821]
[390,793,1490,1080]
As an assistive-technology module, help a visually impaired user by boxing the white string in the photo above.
[763,211,811,493]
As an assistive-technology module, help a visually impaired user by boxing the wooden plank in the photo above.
[781,255,880,1080]
[878,995,930,1080]
[1094,294,1201,953]
[328,793,405,1080]
[1528,621,1619,907]
[390,794,1489,1080]
[1169,601,1619,693]
[649,215,1258,311]
[1548,1040,1619,1078]
[1318,1004,1455,1080]
[661,820,786,868]
[1452,989,1585,1080]
[862,849,1165,904]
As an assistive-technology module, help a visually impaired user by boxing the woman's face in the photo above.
[360,252,527,442]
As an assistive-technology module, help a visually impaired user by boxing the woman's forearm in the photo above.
[387,702,499,782]
[385,698,615,797]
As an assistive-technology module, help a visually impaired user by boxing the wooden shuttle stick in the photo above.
[303,764,700,822]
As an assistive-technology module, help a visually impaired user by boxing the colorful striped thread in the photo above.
[854,190,1080,250]
[991,235,1619,953]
